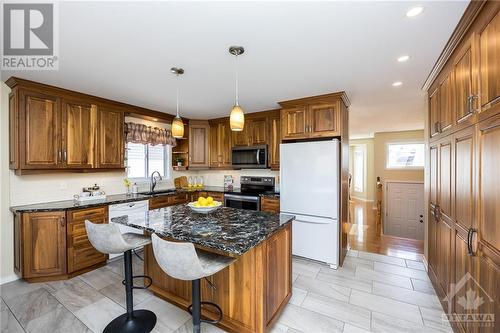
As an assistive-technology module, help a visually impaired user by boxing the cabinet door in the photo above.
[20,90,60,169]
[281,107,308,140]
[479,11,500,113]
[189,121,210,169]
[209,123,220,168]
[429,88,440,138]
[453,35,479,127]
[231,125,250,147]
[22,211,66,278]
[96,106,124,168]
[439,73,454,133]
[269,115,281,170]
[67,207,107,274]
[428,143,439,273]
[436,217,452,301]
[261,197,280,213]
[61,99,95,168]
[477,252,500,333]
[308,103,340,138]
[249,118,267,145]
[9,91,19,169]
[209,121,231,168]
[454,127,476,232]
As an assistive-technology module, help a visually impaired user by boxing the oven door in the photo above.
[224,194,261,211]
[231,145,267,169]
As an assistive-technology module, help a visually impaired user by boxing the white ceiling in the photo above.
[1,1,468,138]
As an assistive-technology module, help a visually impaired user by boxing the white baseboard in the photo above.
[422,255,429,272]
[0,274,20,285]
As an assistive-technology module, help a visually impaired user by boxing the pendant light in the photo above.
[171,67,185,138]
[229,46,245,131]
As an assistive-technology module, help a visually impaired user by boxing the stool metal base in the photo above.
[103,310,157,333]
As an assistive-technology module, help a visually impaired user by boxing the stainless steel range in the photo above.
[224,176,275,211]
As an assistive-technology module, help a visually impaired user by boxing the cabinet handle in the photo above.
[437,121,442,133]
[467,228,477,256]
[467,95,479,114]
[58,150,62,163]
[434,205,440,222]
[63,150,67,162]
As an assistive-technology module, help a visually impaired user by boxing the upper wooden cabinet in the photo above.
[61,99,95,168]
[479,10,500,113]
[209,119,232,169]
[268,114,281,170]
[96,106,124,168]
[189,120,210,169]
[439,73,454,133]
[7,78,127,174]
[429,88,440,138]
[279,92,349,141]
[231,116,268,147]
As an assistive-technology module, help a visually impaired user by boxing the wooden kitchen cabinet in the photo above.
[150,193,190,209]
[209,120,232,168]
[429,88,440,138]
[439,73,454,134]
[61,99,95,168]
[20,211,67,280]
[189,120,210,169]
[268,114,281,170]
[261,196,280,213]
[248,117,268,145]
[279,93,348,140]
[479,10,500,114]
[96,106,124,168]
[19,89,61,169]
[67,207,108,274]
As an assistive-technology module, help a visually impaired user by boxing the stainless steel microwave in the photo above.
[231,145,268,169]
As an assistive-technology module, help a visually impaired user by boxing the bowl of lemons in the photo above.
[187,196,222,213]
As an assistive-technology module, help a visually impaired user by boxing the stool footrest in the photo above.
[122,275,153,290]
[188,301,223,324]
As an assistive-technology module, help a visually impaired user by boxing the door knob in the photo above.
[419,215,423,218]
[419,220,423,223]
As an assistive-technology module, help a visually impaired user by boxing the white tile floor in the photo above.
[0,250,452,333]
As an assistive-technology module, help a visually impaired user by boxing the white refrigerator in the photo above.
[280,140,340,268]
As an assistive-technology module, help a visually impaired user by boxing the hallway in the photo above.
[347,199,424,261]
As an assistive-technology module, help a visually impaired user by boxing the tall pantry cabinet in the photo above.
[424,2,499,332]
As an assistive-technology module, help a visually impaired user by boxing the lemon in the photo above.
[198,198,208,206]
[197,197,205,203]
[206,196,214,204]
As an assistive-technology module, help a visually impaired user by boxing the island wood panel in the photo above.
[144,223,292,333]
[61,99,95,168]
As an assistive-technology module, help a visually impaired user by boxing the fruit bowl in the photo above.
[187,201,222,214]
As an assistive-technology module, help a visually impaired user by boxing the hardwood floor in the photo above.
[347,199,424,261]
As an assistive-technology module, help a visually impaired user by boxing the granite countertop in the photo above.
[111,205,294,256]
[10,187,280,213]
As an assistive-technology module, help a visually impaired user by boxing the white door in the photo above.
[385,182,424,240]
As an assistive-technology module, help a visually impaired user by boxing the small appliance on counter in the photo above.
[74,183,106,202]
[224,176,275,211]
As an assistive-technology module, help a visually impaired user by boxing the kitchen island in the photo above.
[111,205,295,333]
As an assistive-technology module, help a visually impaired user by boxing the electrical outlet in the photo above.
[59,182,68,190]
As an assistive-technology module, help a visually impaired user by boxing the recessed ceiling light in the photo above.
[392,81,403,87]
[406,6,424,17]
[397,55,410,62]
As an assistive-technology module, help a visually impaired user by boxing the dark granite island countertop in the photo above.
[111,205,294,256]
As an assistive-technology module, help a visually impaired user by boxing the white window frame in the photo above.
[352,145,366,193]
[126,142,172,181]
[385,141,424,170]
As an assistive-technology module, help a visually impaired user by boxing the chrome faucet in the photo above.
[150,171,162,193]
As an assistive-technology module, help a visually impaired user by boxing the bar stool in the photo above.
[85,221,157,333]
[151,234,236,333]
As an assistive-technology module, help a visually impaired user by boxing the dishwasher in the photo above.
[108,200,149,259]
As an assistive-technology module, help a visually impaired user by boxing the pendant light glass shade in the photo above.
[229,46,245,131]
[171,67,184,138]
[230,105,245,131]
[171,116,184,138]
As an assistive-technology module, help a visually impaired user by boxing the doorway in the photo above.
[385,182,424,240]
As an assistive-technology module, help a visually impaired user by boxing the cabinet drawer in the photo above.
[261,197,280,213]
[149,196,171,209]
[207,192,224,202]
[170,193,189,205]
[68,207,106,223]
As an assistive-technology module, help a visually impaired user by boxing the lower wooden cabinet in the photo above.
[19,211,67,280]
[67,207,108,274]
[261,196,280,213]
[150,193,190,209]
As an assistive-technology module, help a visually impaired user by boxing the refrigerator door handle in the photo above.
[284,213,333,224]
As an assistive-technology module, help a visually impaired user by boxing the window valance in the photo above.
[124,122,176,147]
